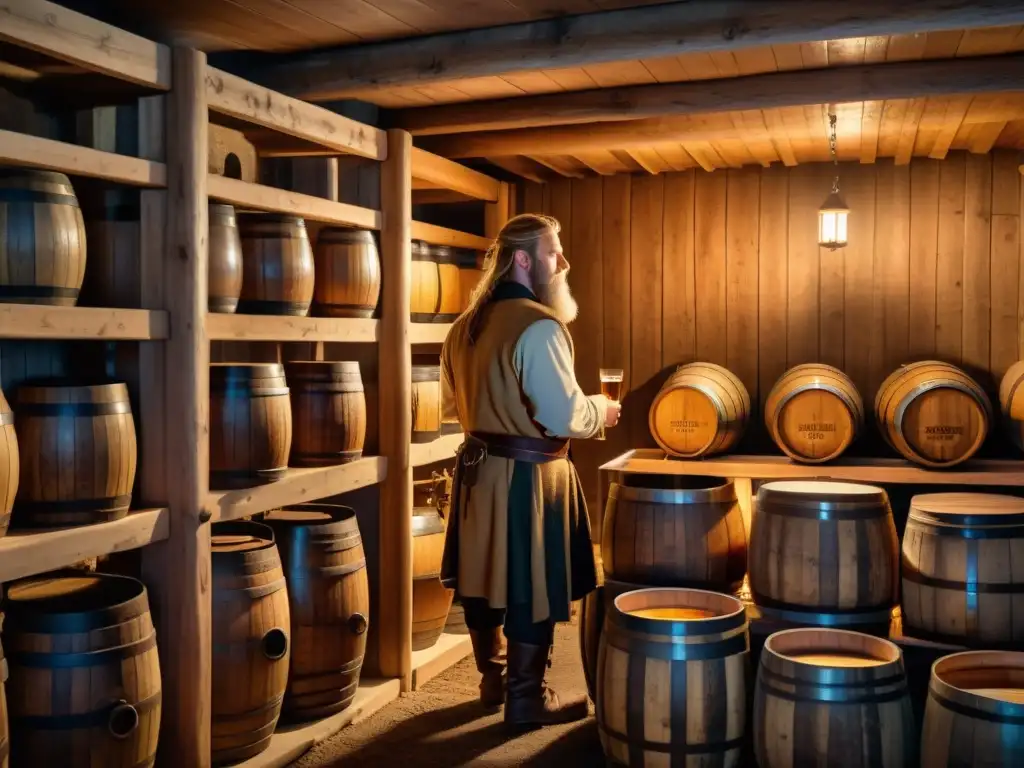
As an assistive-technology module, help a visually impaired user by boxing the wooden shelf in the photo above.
[410,632,474,690]
[411,147,499,202]
[207,313,379,343]
[207,456,388,522]
[0,129,167,187]
[600,448,1024,486]
[0,305,170,340]
[209,176,381,230]
[411,221,491,250]
[0,507,169,583]
[411,433,463,467]
[410,322,452,344]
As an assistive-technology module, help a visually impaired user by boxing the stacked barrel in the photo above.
[412,473,455,651]
[410,239,486,323]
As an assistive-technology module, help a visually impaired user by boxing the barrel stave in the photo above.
[209,203,243,314]
[0,386,18,537]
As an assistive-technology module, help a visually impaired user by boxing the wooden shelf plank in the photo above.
[209,176,380,230]
[208,456,388,522]
[411,632,474,690]
[411,221,491,251]
[0,130,167,187]
[206,67,386,162]
[600,449,1024,486]
[411,432,463,467]
[410,322,451,344]
[208,313,379,343]
[411,147,499,202]
[0,305,169,340]
[0,507,169,583]
[0,0,170,89]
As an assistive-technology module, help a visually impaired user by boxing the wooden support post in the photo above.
[484,181,510,239]
[378,128,413,689]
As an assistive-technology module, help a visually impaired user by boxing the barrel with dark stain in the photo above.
[285,361,366,467]
[410,240,440,322]
[596,587,749,767]
[14,380,137,527]
[80,187,140,309]
[411,363,442,443]
[237,213,315,316]
[412,483,453,651]
[0,169,87,306]
[754,628,916,768]
[211,521,291,765]
[312,227,381,318]
[921,650,1024,767]
[0,385,18,537]
[209,363,292,490]
[3,572,162,768]
[209,203,243,313]
[263,505,370,721]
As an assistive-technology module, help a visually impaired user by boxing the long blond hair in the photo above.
[464,213,560,342]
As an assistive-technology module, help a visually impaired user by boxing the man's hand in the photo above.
[605,399,622,428]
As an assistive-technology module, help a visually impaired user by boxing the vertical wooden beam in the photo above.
[485,180,511,238]
[378,128,413,689]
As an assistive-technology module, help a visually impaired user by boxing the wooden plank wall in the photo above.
[520,149,1024,527]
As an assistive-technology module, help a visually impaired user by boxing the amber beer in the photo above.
[597,368,624,440]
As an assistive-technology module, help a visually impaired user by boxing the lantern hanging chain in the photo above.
[828,112,840,194]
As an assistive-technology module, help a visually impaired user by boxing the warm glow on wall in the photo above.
[819,111,849,251]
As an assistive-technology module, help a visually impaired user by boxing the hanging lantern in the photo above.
[818,112,849,251]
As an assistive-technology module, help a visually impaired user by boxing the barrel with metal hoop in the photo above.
[412,476,453,651]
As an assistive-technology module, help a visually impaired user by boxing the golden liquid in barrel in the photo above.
[601,378,623,401]
[628,607,715,620]
[969,688,1024,704]
[786,653,882,668]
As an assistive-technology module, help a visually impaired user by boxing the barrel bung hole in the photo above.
[108,701,140,739]
[262,627,289,660]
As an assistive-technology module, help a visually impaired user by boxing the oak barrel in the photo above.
[456,249,485,312]
[237,213,315,316]
[754,628,915,768]
[14,380,137,527]
[874,360,992,467]
[648,362,750,458]
[412,480,453,651]
[0,632,6,768]
[211,521,291,765]
[602,475,747,589]
[209,202,243,314]
[263,505,369,721]
[209,363,292,490]
[410,239,440,322]
[0,169,87,306]
[764,363,864,463]
[748,481,899,624]
[433,245,462,323]
[596,587,749,767]
[921,650,1024,767]
[0,386,17,538]
[411,363,442,444]
[284,361,366,467]
[312,227,381,318]
[998,360,1024,451]
[80,187,140,308]
[901,492,1024,646]
[4,572,162,768]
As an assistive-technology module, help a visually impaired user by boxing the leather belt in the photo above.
[466,431,569,464]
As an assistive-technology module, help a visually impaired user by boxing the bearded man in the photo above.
[439,213,621,729]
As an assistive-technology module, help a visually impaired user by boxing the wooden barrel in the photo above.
[998,360,1024,451]
[748,481,899,622]
[874,360,992,468]
[602,474,747,588]
[648,362,750,458]
[445,599,469,635]
[412,486,453,651]
[312,227,381,318]
[456,249,485,312]
[209,363,292,490]
[410,239,440,322]
[764,363,864,463]
[211,521,291,765]
[209,202,243,314]
[237,213,315,316]
[901,492,1024,646]
[433,245,462,323]
[4,572,162,768]
[13,380,137,527]
[921,650,1024,767]
[284,361,366,467]
[754,628,916,767]
[80,187,140,308]
[0,169,87,306]
[411,363,442,444]
[263,505,369,722]
[596,587,749,767]
[0,386,18,538]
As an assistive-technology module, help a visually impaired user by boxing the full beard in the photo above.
[536,273,579,324]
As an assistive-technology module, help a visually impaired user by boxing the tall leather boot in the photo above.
[504,641,588,728]
[469,627,506,707]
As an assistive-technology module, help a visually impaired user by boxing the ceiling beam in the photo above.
[245,0,1024,100]
[394,53,1024,136]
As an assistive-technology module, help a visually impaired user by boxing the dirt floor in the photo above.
[291,623,605,767]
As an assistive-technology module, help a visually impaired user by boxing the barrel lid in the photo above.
[5,572,147,625]
[758,480,886,503]
[210,362,285,382]
[16,378,129,404]
[911,492,1024,518]
[209,202,236,216]
[318,226,374,243]
[236,211,306,228]
[763,627,901,668]
[0,168,74,186]
[283,360,360,375]
[264,503,357,527]
[211,520,275,551]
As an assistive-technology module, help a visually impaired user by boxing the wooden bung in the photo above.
[602,475,746,589]
[412,477,453,651]
[208,202,243,314]
[210,521,291,765]
[748,481,899,623]
[596,587,748,766]
[13,380,137,528]
[410,239,440,322]
[263,505,370,721]
[998,359,1024,451]
[764,363,864,463]
[754,628,916,767]
[3,573,162,768]
[237,213,315,316]
[874,360,992,468]
[411,361,442,443]
[0,168,87,306]
[79,186,141,309]
[648,362,750,458]
[284,361,367,467]
[901,492,1024,646]
[921,650,1024,766]
[312,227,381,318]
[0,385,17,538]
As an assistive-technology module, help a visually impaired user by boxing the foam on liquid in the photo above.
[628,607,715,620]
[786,653,881,668]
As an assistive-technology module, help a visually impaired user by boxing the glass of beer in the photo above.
[597,368,624,440]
